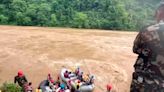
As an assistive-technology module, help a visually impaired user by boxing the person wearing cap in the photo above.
[14,70,28,87]
[107,84,112,92]
[130,2,164,92]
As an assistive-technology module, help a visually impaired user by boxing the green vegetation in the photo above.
[0,83,22,92]
[0,0,161,30]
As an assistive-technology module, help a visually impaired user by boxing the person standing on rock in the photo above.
[130,2,164,92]
[14,70,28,87]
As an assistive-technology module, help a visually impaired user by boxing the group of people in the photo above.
[11,1,164,92]
[14,67,94,92]
[38,73,69,92]
[14,70,69,92]
[63,67,95,92]
[14,70,32,92]
[64,67,94,85]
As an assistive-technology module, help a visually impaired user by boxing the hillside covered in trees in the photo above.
[0,0,161,30]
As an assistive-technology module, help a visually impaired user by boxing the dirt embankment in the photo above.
[0,26,137,92]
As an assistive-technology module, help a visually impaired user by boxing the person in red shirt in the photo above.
[64,70,70,78]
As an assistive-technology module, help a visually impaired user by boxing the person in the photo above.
[23,82,33,92]
[83,74,89,82]
[60,83,65,90]
[64,70,70,78]
[83,74,94,85]
[56,83,65,92]
[107,84,112,92]
[75,67,80,76]
[77,72,83,81]
[49,79,55,91]
[88,75,94,84]
[54,75,61,88]
[27,82,33,92]
[47,73,56,90]
[38,80,49,91]
[130,2,164,92]
[14,70,28,87]
[47,73,53,81]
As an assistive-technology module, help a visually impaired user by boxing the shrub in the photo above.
[0,83,22,92]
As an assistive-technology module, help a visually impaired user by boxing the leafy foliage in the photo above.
[0,0,161,30]
[0,83,22,92]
